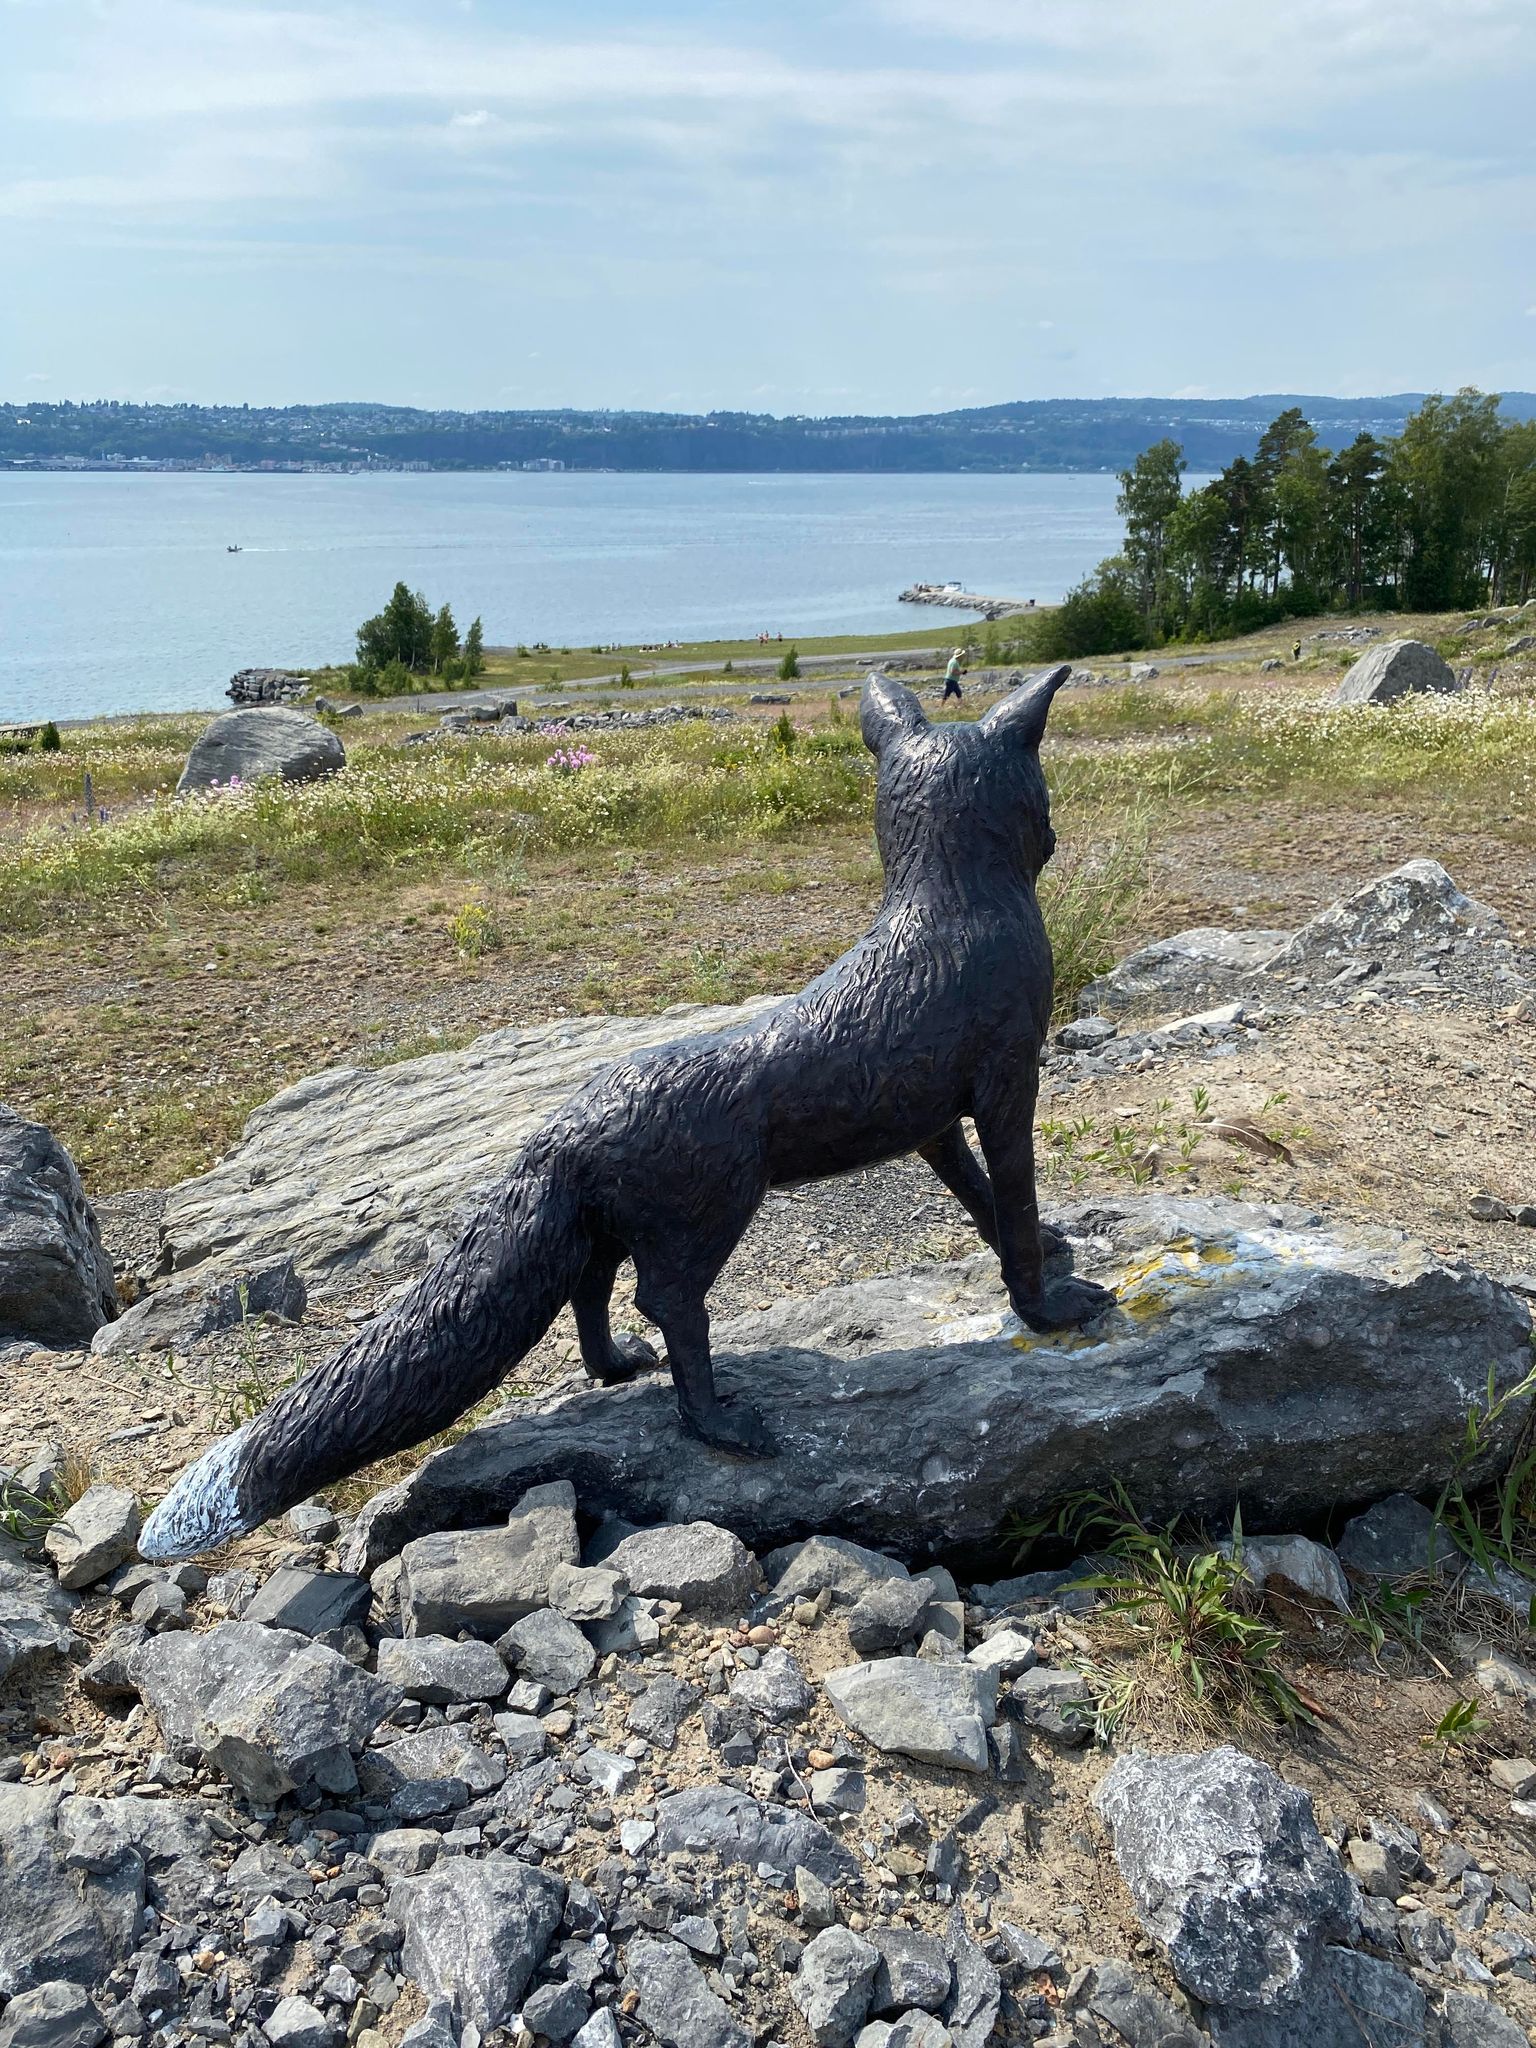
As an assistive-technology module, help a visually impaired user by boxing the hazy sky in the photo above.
[3,0,1533,413]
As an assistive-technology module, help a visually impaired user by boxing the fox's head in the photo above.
[860,664,1070,889]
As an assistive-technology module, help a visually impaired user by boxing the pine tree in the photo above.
[356,582,434,672]
[1116,438,1185,627]
[463,617,486,677]
[430,603,460,675]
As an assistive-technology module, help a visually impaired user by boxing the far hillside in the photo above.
[5,389,1536,474]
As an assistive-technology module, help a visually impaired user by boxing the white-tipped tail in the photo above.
[139,1422,255,1560]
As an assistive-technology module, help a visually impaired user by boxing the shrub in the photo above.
[1020,558,1149,660]
[778,646,800,681]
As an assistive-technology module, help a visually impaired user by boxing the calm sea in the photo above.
[0,470,1130,723]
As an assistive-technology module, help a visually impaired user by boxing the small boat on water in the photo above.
[227,544,243,553]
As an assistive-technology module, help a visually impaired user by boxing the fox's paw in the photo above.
[1012,1275,1116,1334]
[586,1333,660,1385]
[682,1397,777,1460]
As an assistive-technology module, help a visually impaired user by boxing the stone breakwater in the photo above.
[225,669,309,706]
[898,585,1032,619]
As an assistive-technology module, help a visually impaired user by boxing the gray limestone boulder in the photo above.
[1334,638,1458,704]
[822,1661,995,1773]
[940,1911,1000,2048]
[1093,1747,1356,2010]
[1438,1989,1529,2048]
[847,1578,933,1657]
[399,1497,580,1637]
[375,1634,508,1703]
[604,1520,757,1613]
[130,1619,400,1802]
[0,1784,142,1997]
[79,1623,146,1702]
[357,1721,505,1809]
[626,1674,701,1749]
[242,1567,372,1637]
[175,707,345,796]
[1335,1493,1439,1577]
[394,1856,565,2032]
[1266,856,1504,974]
[43,1487,141,1591]
[497,1606,595,1696]
[261,1998,334,2048]
[92,1255,305,1357]
[869,1930,951,2016]
[0,1536,77,1687]
[654,1784,858,1885]
[767,1536,911,1611]
[0,1109,117,1345]
[793,1927,881,2048]
[624,1936,750,2048]
[342,1195,1534,1569]
[1004,1665,1092,1744]
[546,1560,628,1621]
[58,1793,215,1924]
[1233,1534,1351,1612]
[1082,1960,1206,2047]
[0,1981,106,2048]
[729,1646,814,1722]
[588,1594,665,1655]
[966,1628,1035,1678]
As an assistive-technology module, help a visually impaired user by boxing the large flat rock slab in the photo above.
[159,999,778,1295]
[342,1195,1534,1569]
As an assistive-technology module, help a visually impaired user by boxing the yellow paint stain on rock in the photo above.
[1008,1236,1261,1349]
[1113,1236,1244,1323]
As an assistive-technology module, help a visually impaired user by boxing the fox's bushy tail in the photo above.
[140,1154,590,1560]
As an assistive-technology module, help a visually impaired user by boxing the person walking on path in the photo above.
[942,646,966,702]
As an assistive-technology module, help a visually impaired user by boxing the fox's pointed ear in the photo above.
[980,663,1072,750]
[860,672,929,755]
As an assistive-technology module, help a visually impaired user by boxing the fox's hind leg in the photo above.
[629,1206,775,1457]
[572,1236,659,1385]
[919,1121,1067,1260]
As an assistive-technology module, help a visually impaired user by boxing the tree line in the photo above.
[1002,389,1536,660]
[347,583,486,694]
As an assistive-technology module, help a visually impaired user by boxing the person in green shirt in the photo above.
[943,647,965,702]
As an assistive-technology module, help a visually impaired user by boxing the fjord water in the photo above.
[0,469,1129,723]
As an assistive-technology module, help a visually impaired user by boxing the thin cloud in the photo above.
[1,0,1532,406]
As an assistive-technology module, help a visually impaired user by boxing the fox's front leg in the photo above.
[918,1121,1068,1261]
[971,1058,1114,1332]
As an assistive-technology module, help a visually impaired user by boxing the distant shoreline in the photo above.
[9,389,1533,481]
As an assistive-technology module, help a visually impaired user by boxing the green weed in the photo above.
[1012,1484,1309,1736]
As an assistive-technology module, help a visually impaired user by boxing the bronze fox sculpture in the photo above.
[141,666,1113,1559]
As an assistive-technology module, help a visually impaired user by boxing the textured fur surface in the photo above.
[141,666,1113,1560]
